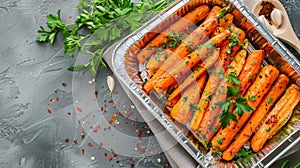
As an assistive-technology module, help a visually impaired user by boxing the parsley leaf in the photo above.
[267,97,273,105]
[37,0,175,75]
[227,71,241,85]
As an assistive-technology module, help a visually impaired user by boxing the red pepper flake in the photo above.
[47,109,52,113]
[55,96,59,102]
[131,122,135,126]
[104,100,107,103]
[109,99,113,103]
[95,91,98,98]
[88,142,93,147]
[81,148,85,155]
[76,107,83,112]
[65,138,69,143]
[99,142,103,146]
[93,125,100,133]
[68,15,72,19]
[104,110,107,113]
[108,156,113,161]
[62,82,67,87]
[101,106,103,111]
[67,112,71,115]
[104,152,107,156]
[73,139,77,144]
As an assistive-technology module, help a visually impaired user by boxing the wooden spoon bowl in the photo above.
[251,0,300,55]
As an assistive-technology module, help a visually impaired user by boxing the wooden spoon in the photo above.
[250,0,300,55]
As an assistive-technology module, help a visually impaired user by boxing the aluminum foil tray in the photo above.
[110,0,300,167]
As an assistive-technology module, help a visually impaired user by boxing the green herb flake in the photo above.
[216,137,223,145]
[248,95,256,101]
[267,97,273,105]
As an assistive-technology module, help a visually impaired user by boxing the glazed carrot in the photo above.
[219,27,246,70]
[219,13,234,28]
[146,49,172,75]
[222,74,289,161]
[167,48,220,103]
[137,5,210,63]
[143,18,219,93]
[212,65,280,151]
[153,31,229,91]
[206,6,222,19]
[238,50,265,96]
[190,61,224,130]
[251,84,300,152]
[197,44,248,140]
[171,73,208,124]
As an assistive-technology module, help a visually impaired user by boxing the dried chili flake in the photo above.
[109,99,114,103]
[62,82,67,87]
[55,96,59,101]
[108,156,113,161]
[95,91,98,98]
[81,149,85,155]
[65,138,69,143]
[67,112,71,115]
[88,142,93,147]
[76,107,83,112]
[104,152,108,156]
[47,109,52,113]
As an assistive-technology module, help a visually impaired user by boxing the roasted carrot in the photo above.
[167,48,220,103]
[219,27,246,70]
[197,43,248,140]
[206,6,222,19]
[251,84,300,152]
[171,73,208,124]
[222,74,290,161]
[212,65,280,151]
[153,31,229,91]
[219,13,234,28]
[143,17,219,93]
[238,50,265,96]
[146,49,172,75]
[137,5,210,63]
[190,61,224,130]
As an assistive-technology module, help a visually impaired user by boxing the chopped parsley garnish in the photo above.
[216,138,223,145]
[226,71,241,85]
[189,103,200,113]
[248,95,256,101]
[267,97,273,105]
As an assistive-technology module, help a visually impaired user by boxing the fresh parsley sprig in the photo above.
[217,73,255,129]
[37,0,174,75]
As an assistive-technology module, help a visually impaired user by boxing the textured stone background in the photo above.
[0,0,299,167]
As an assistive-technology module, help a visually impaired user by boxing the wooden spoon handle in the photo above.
[276,30,300,55]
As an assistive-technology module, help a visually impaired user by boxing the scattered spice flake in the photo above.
[93,125,101,133]
[55,96,59,102]
[81,149,85,155]
[104,152,108,156]
[131,122,135,126]
[88,142,93,147]
[104,100,107,103]
[65,138,69,143]
[76,107,83,112]
[68,15,72,19]
[95,91,98,98]
[99,142,103,146]
[67,112,71,115]
[73,138,77,144]
[62,82,67,87]
[108,156,113,161]
[47,109,52,113]
[109,99,113,103]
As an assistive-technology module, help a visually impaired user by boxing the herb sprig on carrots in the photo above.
[37,0,175,75]
[217,74,255,129]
